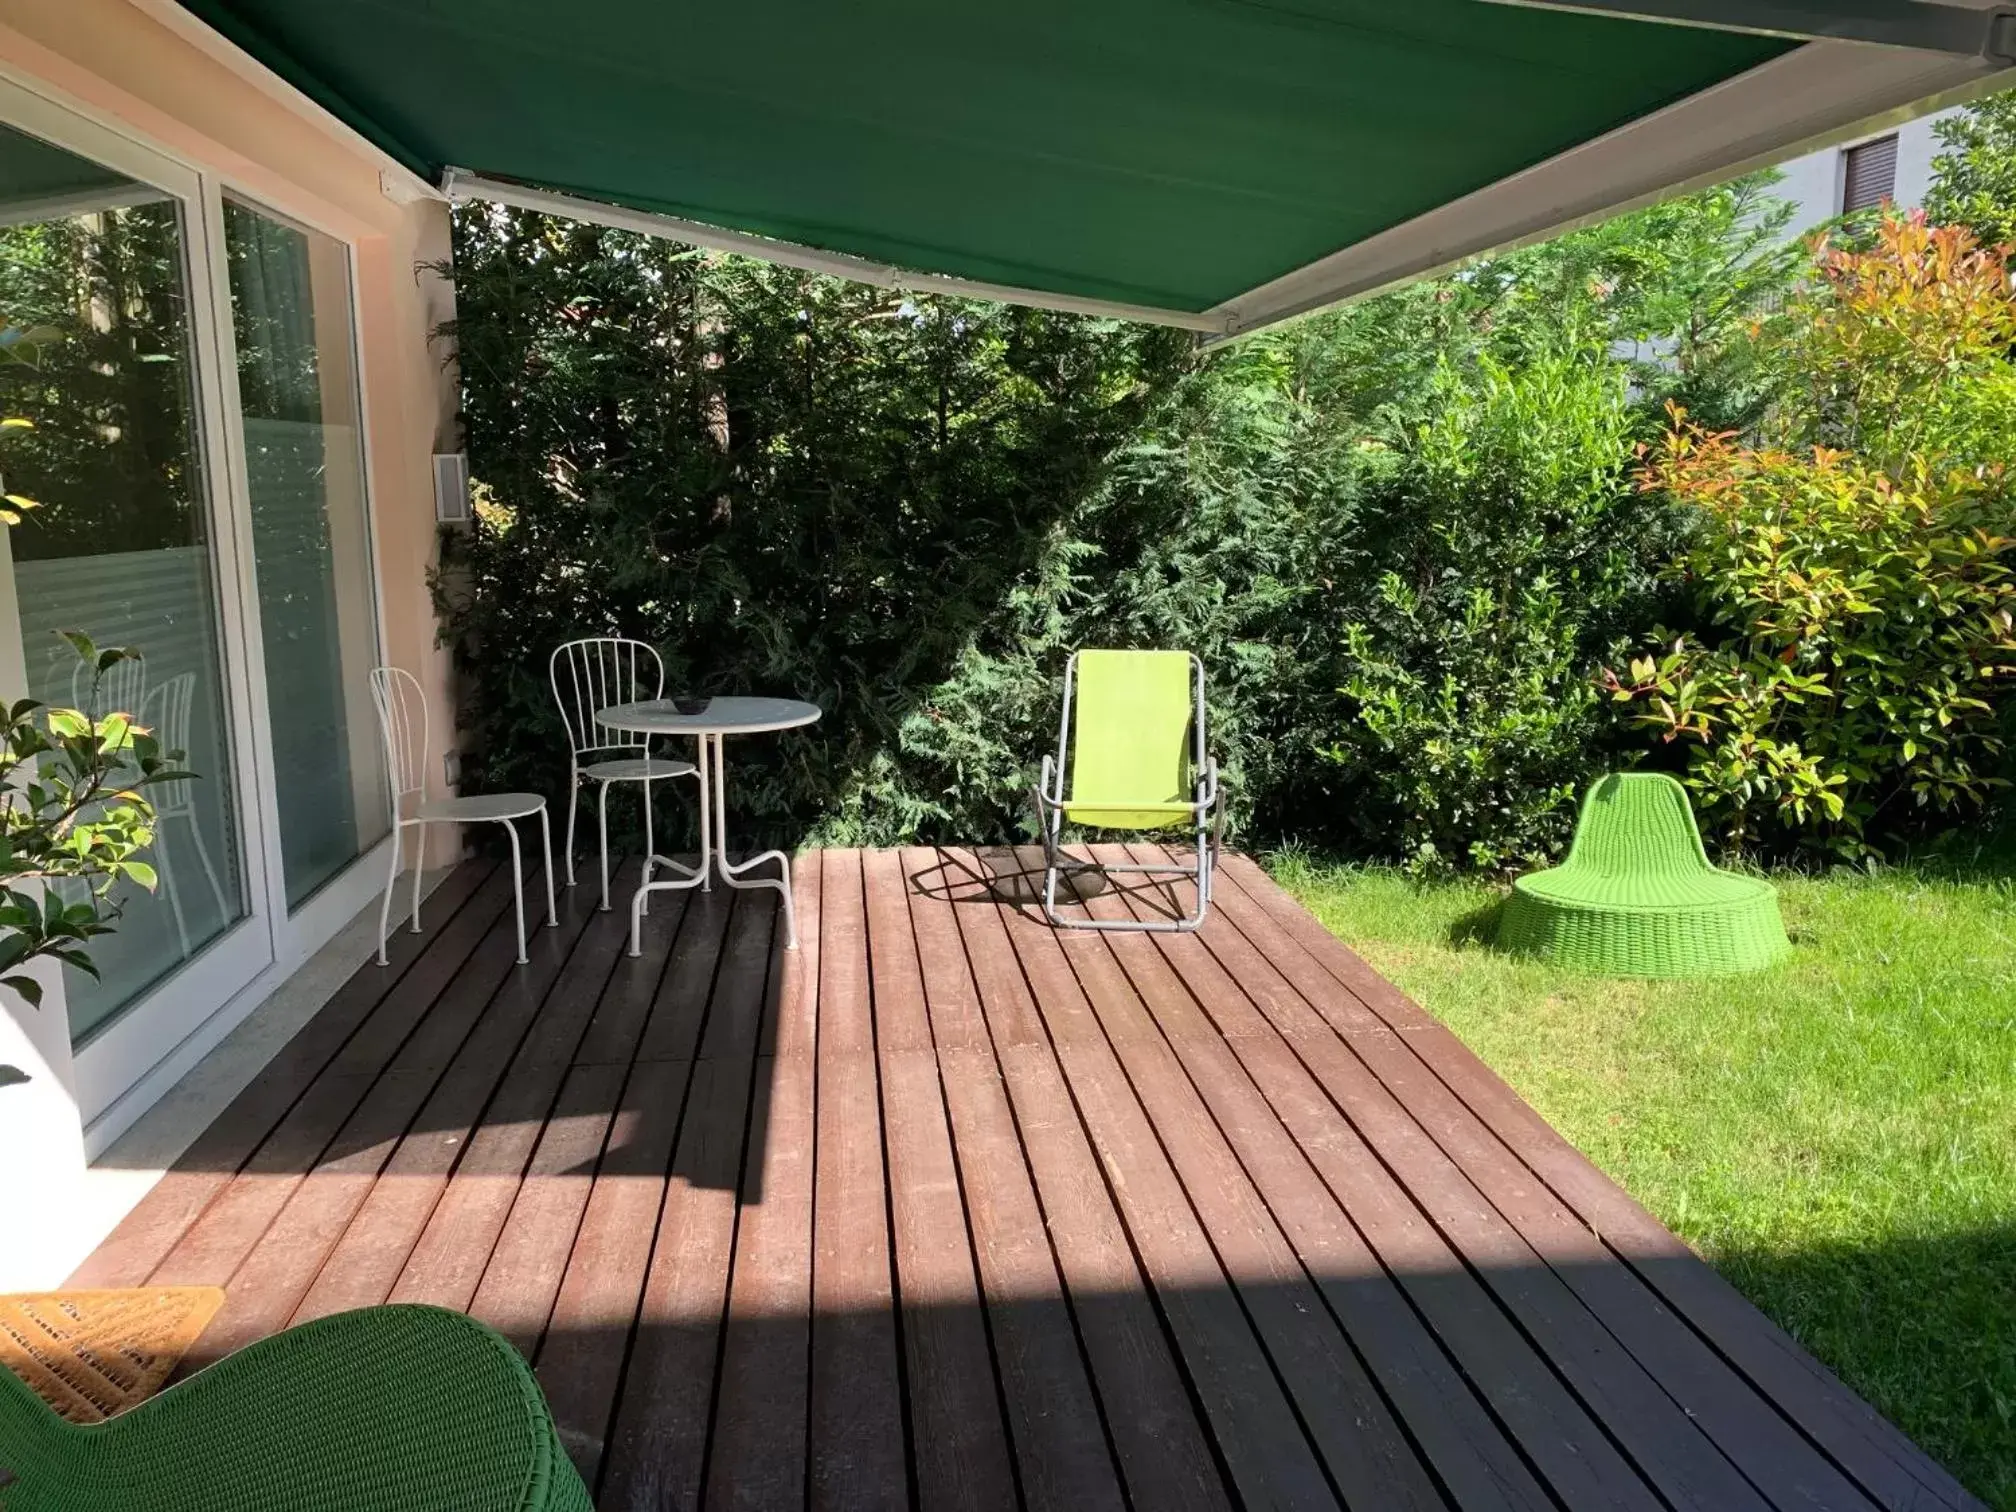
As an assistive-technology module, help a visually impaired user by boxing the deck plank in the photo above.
[388,875,675,1315]
[863,850,1019,1512]
[67,846,1978,1512]
[576,892,777,1502]
[1198,854,1876,1512]
[1114,847,1662,1511]
[1024,857,1446,1512]
[291,866,639,1323]
[467,1058,629,1358]
[700,1051,815,1509]
[134,865,523,1294]
[66,860,501,1291]
[1186,857,1778,1512]
[808,849,909,1511]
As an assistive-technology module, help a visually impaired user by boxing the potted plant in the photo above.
[0,632,187,1008]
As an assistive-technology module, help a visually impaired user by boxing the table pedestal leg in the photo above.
[706,732,799,950]
[628,732,798,955]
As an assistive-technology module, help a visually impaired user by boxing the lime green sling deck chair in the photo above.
[0,1304,592,1512]
[1498,771,1789,977]
[1033,649,1224,932]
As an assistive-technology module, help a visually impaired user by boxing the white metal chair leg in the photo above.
[597,778,613,913]
[538,806,558,927]
[157,832,192,956]
[376,823,402,966]
[643,769,656,887]
[505,820,529,965]
[699,734,713,892]
[184,812,231,926]
[563,760,580,886]
[408,823,426,933]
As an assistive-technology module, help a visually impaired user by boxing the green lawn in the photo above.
[1270,850,2016,1510]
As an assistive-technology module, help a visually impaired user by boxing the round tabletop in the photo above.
[597,696,823,737]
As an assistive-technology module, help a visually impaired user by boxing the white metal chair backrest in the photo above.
[369,665,431,819]
[550,637,664,758]
[71,650,148,723]
[138,672,199,819]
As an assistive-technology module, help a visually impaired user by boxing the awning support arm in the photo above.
[1475,0,2016,61]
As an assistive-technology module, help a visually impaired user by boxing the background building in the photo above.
[1774,109,1955,232]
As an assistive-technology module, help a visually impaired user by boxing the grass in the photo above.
[1270,848,2016,1510]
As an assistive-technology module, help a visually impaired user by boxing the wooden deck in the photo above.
[73,844,1979,1512]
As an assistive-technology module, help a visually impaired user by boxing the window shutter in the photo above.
[1841,135,1898,214]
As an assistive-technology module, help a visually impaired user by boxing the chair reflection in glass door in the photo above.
[68,656,230,955]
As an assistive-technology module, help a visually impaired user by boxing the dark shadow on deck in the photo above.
[534,1236,2009,1512]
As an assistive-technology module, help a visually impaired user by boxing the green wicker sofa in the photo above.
[1499,772,1789,977]
[0,1304,591,1511]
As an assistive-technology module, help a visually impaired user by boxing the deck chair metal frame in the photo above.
[1033,649,1224,933]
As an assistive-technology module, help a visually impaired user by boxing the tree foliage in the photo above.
[438,209,1189,845]
[440,176,1805,863]
[1926,90,2016,248]
[0,204,198,560]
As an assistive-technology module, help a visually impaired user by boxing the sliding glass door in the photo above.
[0,118,255,1051]
[0,76,393,1134]
[223,195,388,911]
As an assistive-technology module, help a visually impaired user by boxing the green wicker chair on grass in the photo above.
[0,1304,591,1512]
[1033,648,1224,932]
[1498,772,1789,977]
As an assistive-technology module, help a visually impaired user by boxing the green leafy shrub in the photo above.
[1322,351,1680,872]
[1617,218,2016,857]
[1760,213,2016,469]
[1618,419,2016,856]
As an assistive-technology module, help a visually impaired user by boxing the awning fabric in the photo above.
[169,1,1998,334]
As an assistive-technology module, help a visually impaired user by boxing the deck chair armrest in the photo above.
[1034,753,1065,811]
[1192,755,1221,810]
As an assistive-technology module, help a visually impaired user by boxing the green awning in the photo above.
[173,0,2010,335]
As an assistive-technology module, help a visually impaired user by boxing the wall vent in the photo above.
[432,452,471,524]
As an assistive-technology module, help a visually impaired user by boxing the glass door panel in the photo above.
[0,120,249,1046]
[222,196,387,909]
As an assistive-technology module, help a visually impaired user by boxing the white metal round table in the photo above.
[595,696,822,955]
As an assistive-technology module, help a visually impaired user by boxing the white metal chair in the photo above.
[549,637,697,911]
[61,653,223,944]
[370,665,556,966]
